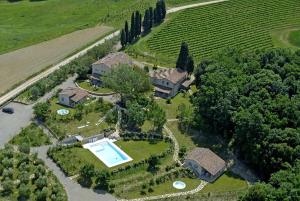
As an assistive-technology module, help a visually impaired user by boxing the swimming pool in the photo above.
[83,139,132,168]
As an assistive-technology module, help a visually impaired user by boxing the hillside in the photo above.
[138,0,300,64]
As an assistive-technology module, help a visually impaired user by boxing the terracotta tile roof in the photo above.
[93,52,132,68]
[60,87,89,103]
[150,68,187,84]
[186,148,226,176]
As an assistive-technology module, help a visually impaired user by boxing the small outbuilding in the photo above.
[58,87,89,108]
[184,147,226,182]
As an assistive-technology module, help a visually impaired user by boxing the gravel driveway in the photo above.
[0,102,33,148]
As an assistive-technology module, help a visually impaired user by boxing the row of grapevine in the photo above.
[144,0,300,61]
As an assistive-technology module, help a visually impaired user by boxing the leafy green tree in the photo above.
[147,155,160,173]
[177,103,194,132]
[102,65,151,103]
[18,183,31,201]
[79,164,95,187]
[95,170,110,190]
[35,176,48,190]
[33,102,50,121]
[36,187,48,201]
[148,102,166,131]
[176,42,189,70]
[2,178,14,195]
[19,143,30,154]
[127,101,146,129]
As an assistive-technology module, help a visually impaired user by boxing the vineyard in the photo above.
[143,0,300,62]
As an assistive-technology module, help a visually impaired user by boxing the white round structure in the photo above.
[57,109,70,116]
[173,181,186,189]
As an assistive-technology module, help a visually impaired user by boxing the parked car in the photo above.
[2,107,14,114]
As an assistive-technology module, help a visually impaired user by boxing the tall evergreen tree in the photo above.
[135,11,141,37]
[130,12,135,42]
[143,9,150,33]
[155,0,163,23]
[176,42,189,70]
[125,21,129,43]
[161,0,166,20]
[186,55,195,74]
[121,29,126,48]
[149,7,154,28]
[139,13,142,35]
[153,8,158,24]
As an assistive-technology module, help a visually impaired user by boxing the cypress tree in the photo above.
[135,11,141,37]
[125,21,129,43]
[149,7,154,28]
[156,0,163,23]
[143,9,150,33]
[176,42,189,70]
[139,13,142,35]
[121,29,126,48]
[130,12,135,42]
[161,0,166,20]
[153,8,158,24]
[186,55,195,74]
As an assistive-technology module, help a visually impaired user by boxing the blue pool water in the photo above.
[92,142,129,167]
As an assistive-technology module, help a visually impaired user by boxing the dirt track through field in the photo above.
[0,25,113,94]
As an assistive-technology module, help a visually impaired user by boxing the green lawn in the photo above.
[121,177,201,199]
[46,98,114,138]
[10,123,51,146]
[50,140,171,176]
[155,92,192,119]
[77,80,113,94]
[200,172,248,194]
[137,0,300,63]
[288,30,300,47]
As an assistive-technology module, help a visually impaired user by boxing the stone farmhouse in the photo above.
[58,87,89,108]
[91,52,133,86]
[150,68,192,98]
[184,148,226,182]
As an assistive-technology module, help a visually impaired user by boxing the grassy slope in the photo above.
[0,0,204,54]
[136,0,300,64]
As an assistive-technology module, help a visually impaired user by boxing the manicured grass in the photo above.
[10,123,51,146]
[77,80,113,94]
[155,92,192,119]
[50,140,171,176]
[288,30,300,47]
[140,0,300,63]
[166,121,196,152]
[46,98,114,138]
[200,172,248,194]
[121,177,201,199]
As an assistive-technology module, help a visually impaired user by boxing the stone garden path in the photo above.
[163,125,181,165]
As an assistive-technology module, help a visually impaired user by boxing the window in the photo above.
[166,82,169,85]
